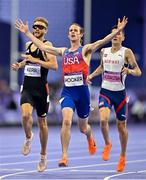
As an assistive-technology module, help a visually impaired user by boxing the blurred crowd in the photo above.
[0,79,146,126]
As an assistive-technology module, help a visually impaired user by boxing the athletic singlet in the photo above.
[101,47,128,91]
[23,41,49,92]
[62,46,88,87]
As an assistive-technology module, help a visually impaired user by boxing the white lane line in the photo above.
[137,170,146,173]
[104,161,146,180]
[1,159,146,179]
[0,168,23,171]
[0,163,116,179]
[104,171,136,180]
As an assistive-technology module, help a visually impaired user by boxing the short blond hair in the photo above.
[34,17,48,27]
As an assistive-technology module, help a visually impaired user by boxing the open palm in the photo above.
[117,16,128,30]
[15,19,29,34]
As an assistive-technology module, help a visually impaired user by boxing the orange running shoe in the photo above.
[58,158,68,167]
[117,155,126,172]
[87,137,97,155]
[102,142,112,161]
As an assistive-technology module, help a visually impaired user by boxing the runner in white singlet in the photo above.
[87,24,141,172]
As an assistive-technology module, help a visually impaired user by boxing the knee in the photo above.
[117,122,127,134]
[79,127,87,134]
[38,118,48,129]
[100,120,108,129]
[62,119,72,128]
[22,113,31,121]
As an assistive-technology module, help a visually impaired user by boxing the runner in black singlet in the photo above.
[12,17,58,172]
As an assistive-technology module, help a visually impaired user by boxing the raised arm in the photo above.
[15,19,65,56]
[84,16,128,53]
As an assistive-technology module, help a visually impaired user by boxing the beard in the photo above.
[33,32,44,39]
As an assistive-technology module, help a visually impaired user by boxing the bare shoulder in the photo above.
[82,44,90,51]
[44,40,53,46]
[125,47,134,55]
[125,47,136,64]
[82,44,92,55]
[100,48,104,53]
[25,41,32,49]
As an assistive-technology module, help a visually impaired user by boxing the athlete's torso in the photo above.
[101,47,127,91]
[23,41,49,92]
[62,46,88,87]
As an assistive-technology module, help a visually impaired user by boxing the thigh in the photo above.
[75,86,90,119]
[20,90,34,107]
[59,96,75,112]
[99,107,111,122]
[20,90,33,116]
[21,103,33,116]
[115,101,128,121]
[114,91,128,121]
[34,94,49,118]
[99,93,112,110]
[98,94,112,121]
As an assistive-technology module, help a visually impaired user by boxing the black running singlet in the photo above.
[22,41,49,94]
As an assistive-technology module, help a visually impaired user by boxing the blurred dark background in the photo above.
[0,0,146,126]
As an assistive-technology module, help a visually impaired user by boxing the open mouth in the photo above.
[71,34,75,38]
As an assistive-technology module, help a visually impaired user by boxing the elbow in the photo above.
[52,63,58,71]
[138,70,142,76]
[54,65,58,71]
[135,69,142,76]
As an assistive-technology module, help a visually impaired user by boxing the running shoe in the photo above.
[58,158,68,167]
[37,155,47,172]
[87,137,97,155]
[21,132,34,155]
[102,142,112,161]
[117,155,126,172]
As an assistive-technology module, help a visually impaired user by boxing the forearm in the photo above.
[89,28,122,52]
[37,59,58,70]
[25,31,46,51]
[89,66,103,79]
[101,28,121,45]
[25,31,61,56]
[18,60,26,68]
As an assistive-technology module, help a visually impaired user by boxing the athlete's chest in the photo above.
[103,51,125,67]
[62,51,83,65]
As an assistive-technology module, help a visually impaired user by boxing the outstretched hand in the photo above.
[11,62,20,71]
[15,19,29,34]
[117,16,128,30]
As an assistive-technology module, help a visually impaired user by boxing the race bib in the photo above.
[64,73,83,87]
[24,64,41,77]
[103,71,121,82]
